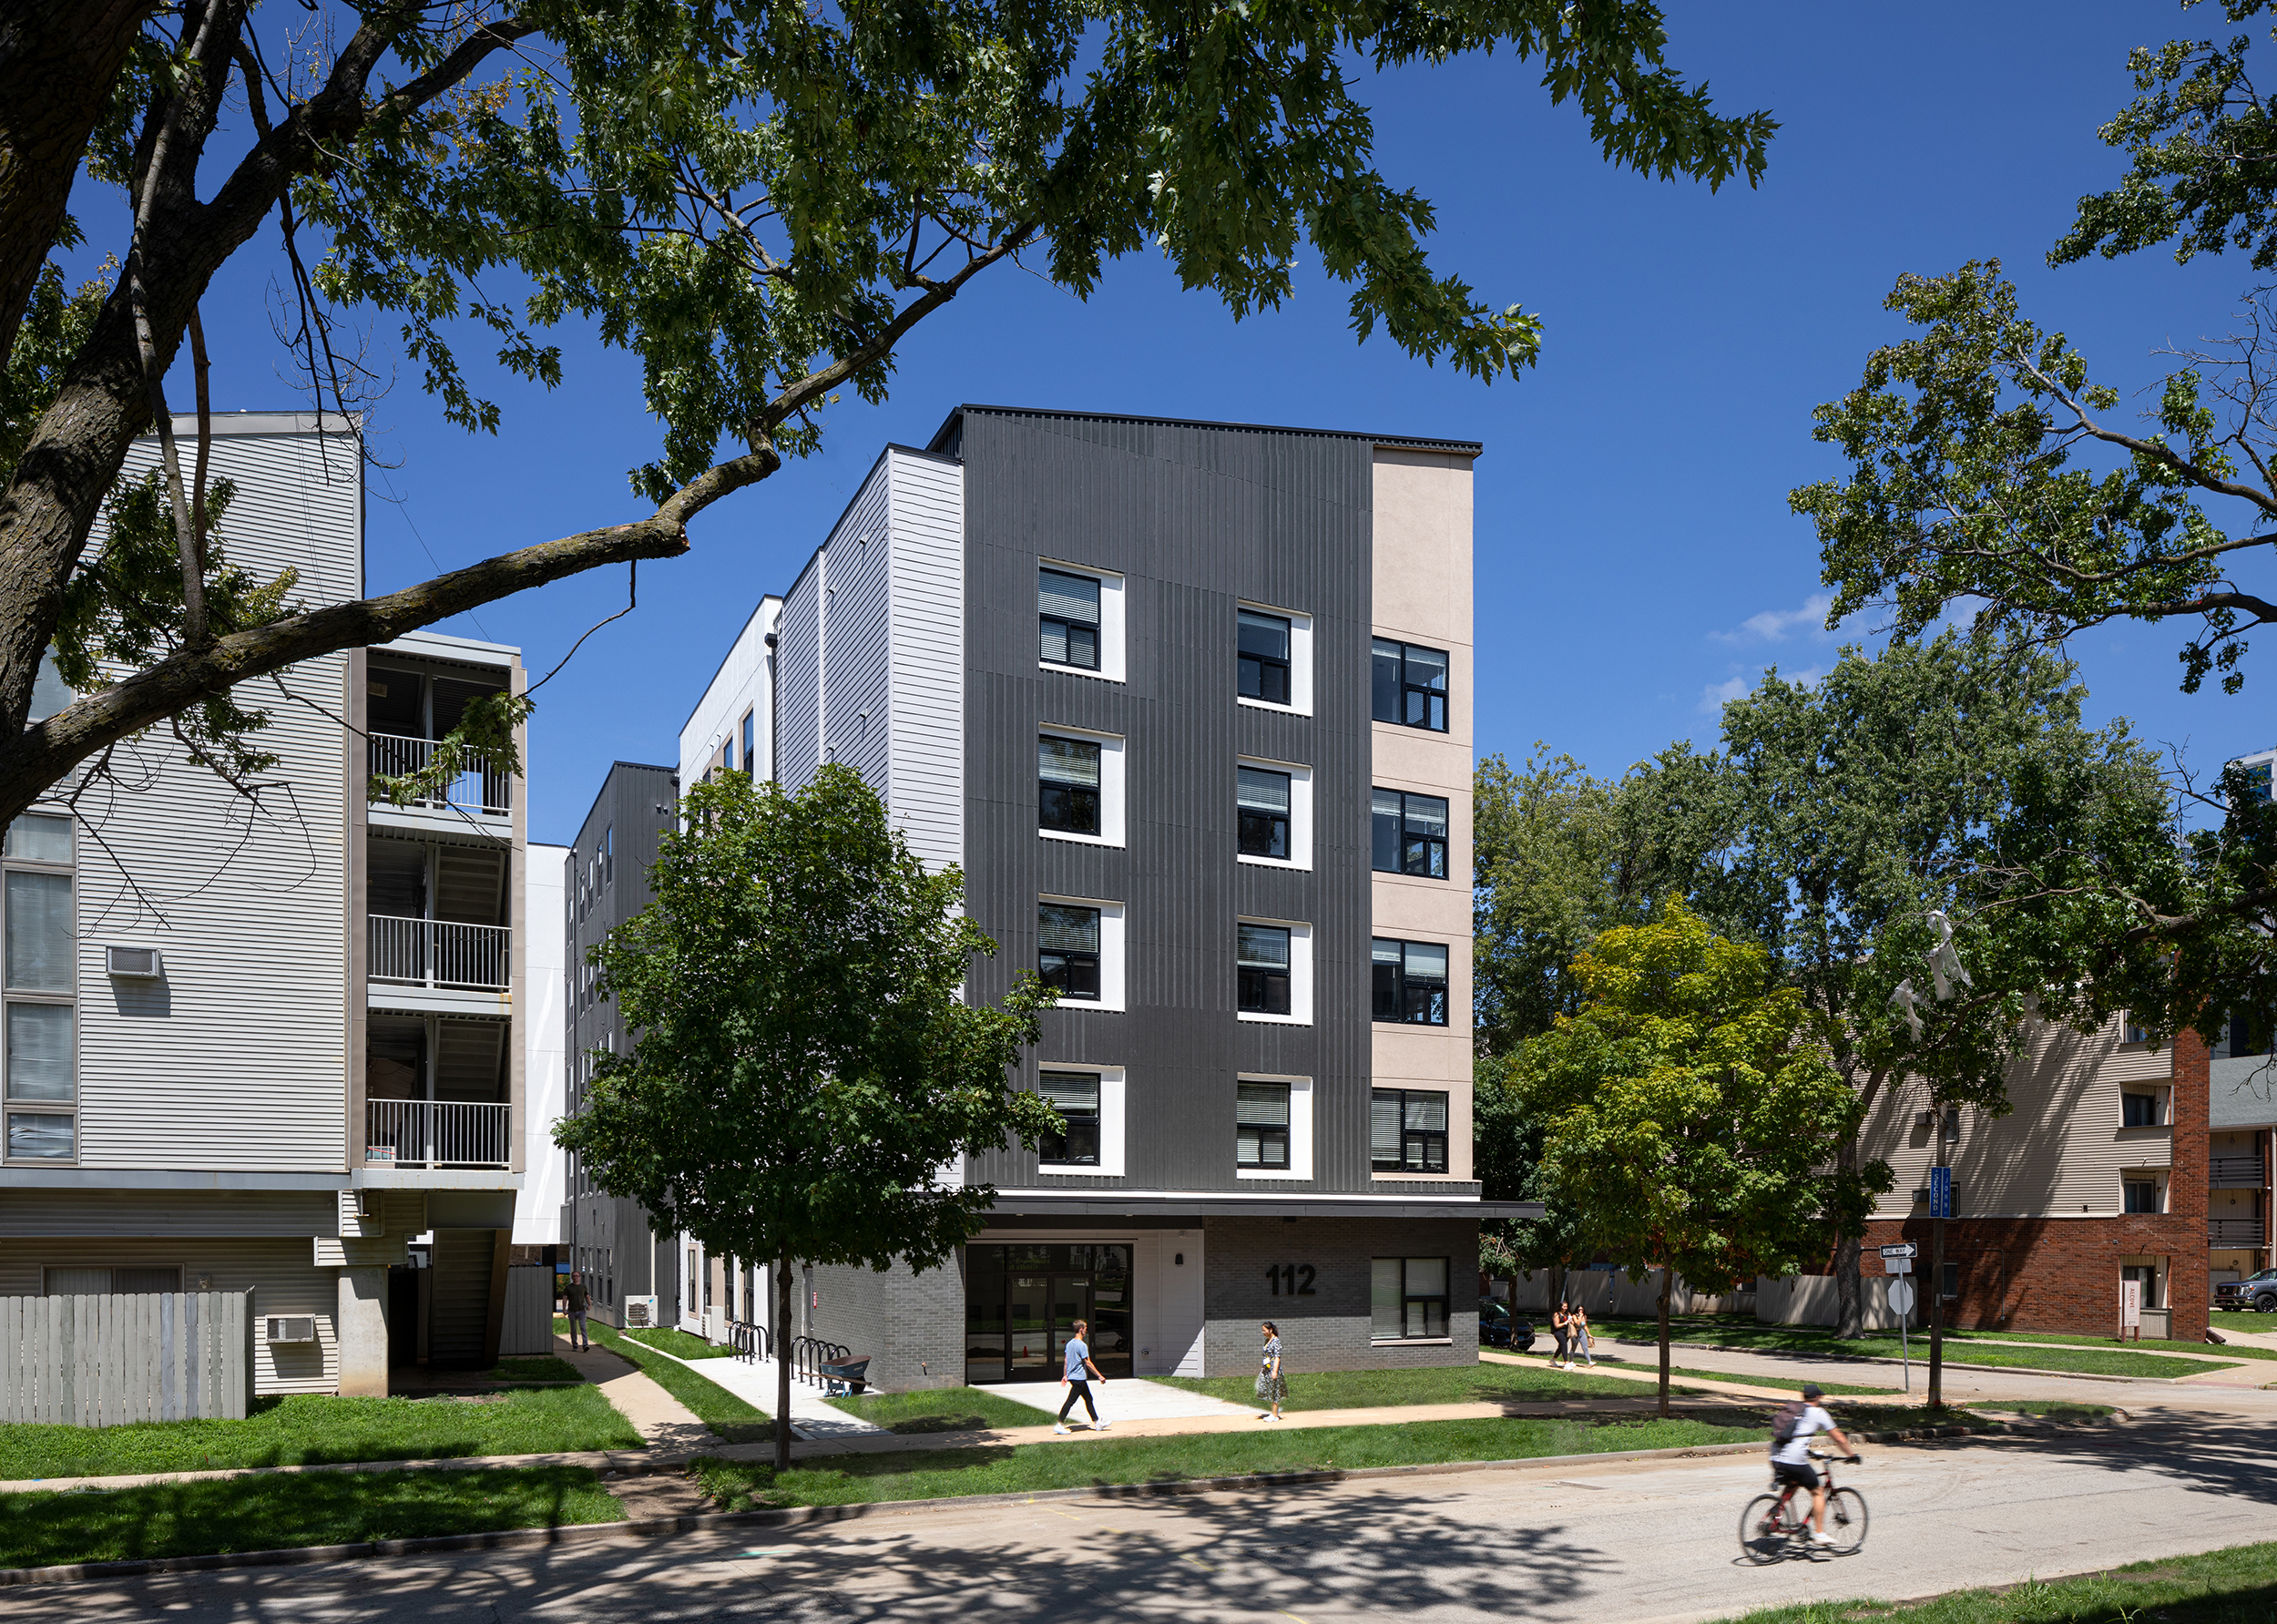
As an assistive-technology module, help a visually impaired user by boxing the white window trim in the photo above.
[1236,756,1312,872]
[1236,1073,1312,1180]
[1037,1064,1126,1177]
[1040,725,1126,848]
[1040,894,1126,1012]
[1040,560,1126,684]
[1236,916,1312,1026]
[1237,601,1312,717]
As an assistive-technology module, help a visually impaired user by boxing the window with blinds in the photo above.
[1236,1081,1291,1169]
[1039,735,1102,835]
[1371,1088,1449,1173]
[1038,1070,1102,1165]
[1372,938,1449,1026]
[1040,568,1102,669]
[1237,767,1292,859]
[1238,609,1292,704]
[5,812,74,1166]
[1238,924,1292,1016]
[1372,638,1450,731]
[1371,1257,1450,1340]
[1039,904,1102,1001]
[1371,789,1449,878]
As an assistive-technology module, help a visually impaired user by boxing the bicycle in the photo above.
[1738,1448,1867,1563]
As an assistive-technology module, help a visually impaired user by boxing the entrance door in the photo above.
[1007,1272,1052,1381]
[965,1244,1135,1383]
[1047,1275,1091,1381]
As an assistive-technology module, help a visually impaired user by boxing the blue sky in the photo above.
[158,3,2274,844]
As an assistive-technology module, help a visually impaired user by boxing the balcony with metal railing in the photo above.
[368,732,512,819]
[2210,1216,2266,1248]
[369,914,510,991]
[2211,1154,2267,1190]
[365,1098,511,1169]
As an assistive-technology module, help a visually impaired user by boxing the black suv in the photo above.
[1479,1297,1536,1351]
[2217,1269,2277,1312]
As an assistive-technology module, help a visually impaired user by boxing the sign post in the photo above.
[2120,1278,2142,1343]
[1881,1243,1918,1392]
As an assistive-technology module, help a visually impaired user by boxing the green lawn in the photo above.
[0,1388,640,1481]
[621,1326,737,1361]
[1935,1326,2276,1363]
[692,1412,1769,1512]
[1519,1351,1903,1397]
[1156,1361,1723,1412]
[2211,1309,2275,1335]
[486,1356,584,1383]
[1963,1399,2116,1421]
[1712,1537,2277,1624]
[1598,1316,2237,1380]
[569,1317,771,1441]
[824,1387,1050,1434]
[0,1465,621,1571]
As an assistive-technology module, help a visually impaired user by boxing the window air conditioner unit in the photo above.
[1915,1111,1935,1130]
[265,1315,317,1344]
[107,945,162,978]
[622,1294,659,1329]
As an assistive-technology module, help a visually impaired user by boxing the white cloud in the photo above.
[1713,591,1836,646]
[1698,676,1748,715]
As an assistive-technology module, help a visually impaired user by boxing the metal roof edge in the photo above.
[931,402,1483,456]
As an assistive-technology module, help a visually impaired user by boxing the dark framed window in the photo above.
[1038,1070,1102,1166]
[1941,1261,1960,1300]
[1372,638,1449,731]
[1371,1089,1449,1173]
[1039,904,1102,1001]
[740,710,755,776]
[1040,568,1101,670]
[1372,938,1448,1026]
[1238,766,1292,859]
[1238,924,1292,1016]
[1371,1256,1448,1339]
[2123,1179,2160,1213]
[1237,1081,1290,1169]
[1371,790,1448,877]
[2121,1092,2163,1128]
[1039,735,1102,835]
[2229,1008,2272,1057]
[1238,609,1292,704]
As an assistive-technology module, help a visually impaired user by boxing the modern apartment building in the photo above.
[666,404,1527,1388]
[0,413,530,1395]
[517,841,569,1252]
[558,761,679,1325]
[1853,1018,2208,1342]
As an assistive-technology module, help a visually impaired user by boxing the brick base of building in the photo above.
[1859,1214,2207,1343]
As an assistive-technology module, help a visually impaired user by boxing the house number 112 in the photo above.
[1264,1264,1316,1296]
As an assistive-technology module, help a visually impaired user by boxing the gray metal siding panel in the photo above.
[956,412,1376,1195]
[822,475,894,793]
[886,453,965,873]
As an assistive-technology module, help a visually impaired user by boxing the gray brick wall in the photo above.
[1203,1217,1476,1376]
[806,1253,965,1391]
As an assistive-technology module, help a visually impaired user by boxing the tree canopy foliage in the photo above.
[0,0,1775,825]
[552,766,1057,1467]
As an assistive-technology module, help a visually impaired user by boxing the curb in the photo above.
[1608,1335,2220,1387]
[0,1429,2008,1590]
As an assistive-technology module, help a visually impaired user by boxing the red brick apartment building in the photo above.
[1854,1020,2209,1343]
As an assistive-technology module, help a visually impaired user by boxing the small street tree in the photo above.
[554,766,1058,1469]
[1511,901,1874,1416]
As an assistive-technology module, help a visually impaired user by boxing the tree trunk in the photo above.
[773,1251,794,1472]
[1833,1134,1864,1339]
[1656,1266,1673,1418]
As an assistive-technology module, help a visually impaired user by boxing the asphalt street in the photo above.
[12,1412,2275,1624]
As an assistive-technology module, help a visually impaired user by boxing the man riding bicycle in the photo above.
[1772,1383,1857,1546]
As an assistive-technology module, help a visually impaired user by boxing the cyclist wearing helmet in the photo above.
[1771,1382,1857,1546]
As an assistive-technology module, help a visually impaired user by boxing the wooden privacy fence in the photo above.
[0,1290,255,1426]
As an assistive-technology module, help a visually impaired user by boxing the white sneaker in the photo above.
[1054,1424,1070,1435]
[1812,1532,1835,1547]
[1094,1421,1109,1431]
[1258,1412,1271,1421]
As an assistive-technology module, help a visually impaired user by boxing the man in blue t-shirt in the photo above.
[1054,1318,1108,1433]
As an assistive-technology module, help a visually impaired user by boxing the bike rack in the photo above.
[730,1320,771,1364]
[789,1335,849,1386]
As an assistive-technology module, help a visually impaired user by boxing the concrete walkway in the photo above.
[553,1336,718,1453]
[624,1337,886,1438]
[985,1377,1255,1423]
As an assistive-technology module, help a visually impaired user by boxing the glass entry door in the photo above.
[965,1243,1133,1384]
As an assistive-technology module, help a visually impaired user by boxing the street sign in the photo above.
[1884,1256,1912,1274]
[1878,1242,1917,1259]
[1886,1279,1917,1316]
[1929,1166,1952,1219]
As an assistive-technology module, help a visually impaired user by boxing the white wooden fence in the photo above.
[0,1290,255,1425]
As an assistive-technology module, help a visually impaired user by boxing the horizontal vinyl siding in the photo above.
[887,453,965,873]
[68,431,359,1171]
[0,1190,335,1236]
[822,473,893,793]
[775,567,823,791]
[0,1235,341,1395]
[1862,1015,2176,1219]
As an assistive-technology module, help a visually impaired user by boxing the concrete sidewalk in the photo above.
[618,1337,886,1438]
[554,1337,719,1453]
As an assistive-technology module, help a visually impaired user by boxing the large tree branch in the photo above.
[0,440,780,823]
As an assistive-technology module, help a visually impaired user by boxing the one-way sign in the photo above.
[1878,1242,1918,1260]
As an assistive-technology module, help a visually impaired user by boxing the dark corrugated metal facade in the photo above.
[955,409,1396,1195]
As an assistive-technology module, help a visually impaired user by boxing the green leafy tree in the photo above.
[1512,900,1871,1415]
[1708,635,2174,1349]
[0,1,1775,825]
[554,766,1058,1468]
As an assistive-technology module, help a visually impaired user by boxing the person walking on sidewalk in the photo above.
[1571,1301,1597,1368]
[1055,1320,1108,1433]
[1551,1302,1572,1369]
[563,1272,591,1351]
[1256,1321,1287,1421]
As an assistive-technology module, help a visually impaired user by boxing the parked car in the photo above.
[1479,1297,1536,1351]
[2216,1269,2277,1312]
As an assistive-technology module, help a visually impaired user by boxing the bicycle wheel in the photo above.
[1739,1494,1792,1564]
[1823,1486,1868,1554]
